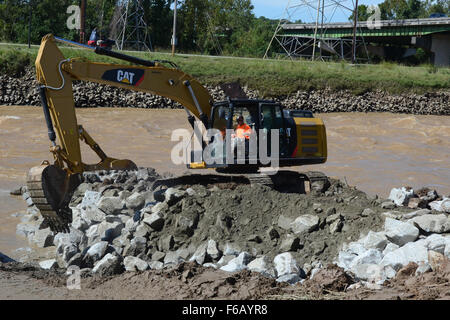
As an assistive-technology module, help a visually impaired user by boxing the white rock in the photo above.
[349,249,383,270]
[421,234,446,254]
[206,239,221,260]
[125,193,145,210]
[276,274,302,284]
[163,251,185,266]
[411,214,450,234]
[382,243,400,256]
[219,252,252,273]
[202,262,218,269]
[337,251,357,270]
[149,261,164,270]
[402,209,431,220]
[143,212,165,231]
[247,256,275,277]
[277,215,293,230]
[361,231,388,251]
[429,198,450,213]
[124,256,149,272]
[39,259,57,270]
[97,221,125,241]
[351,264,390,284]
[415,261,432,275]
[384,217,419,246]
[92,253,121,274]
[346,242,367,255]
[85,241,109,263]
[189,242,208,265]
[290,215,319,235]
[381,241,428,271]
[273,252,299,277]
[29,228,54,248]
[444,240,450,259]
[97,197,124,215]
[389,187,414,206]
[223,243,241,256]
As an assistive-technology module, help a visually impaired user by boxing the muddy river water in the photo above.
[1,106,449,257]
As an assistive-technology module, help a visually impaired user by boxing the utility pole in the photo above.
[311,0,321,61]
[80,0,86,44]
[171,0,178,56]
[28,0,32,49]
[351,0,359,64]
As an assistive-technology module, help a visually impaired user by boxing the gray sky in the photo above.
[251,0,385,22]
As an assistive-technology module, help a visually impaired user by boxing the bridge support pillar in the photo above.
[431,33,450,67]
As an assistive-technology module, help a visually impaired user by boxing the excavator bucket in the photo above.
[27,163,81,233]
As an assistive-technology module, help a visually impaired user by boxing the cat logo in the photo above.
[101,68,145,86]
[117,70,135,84]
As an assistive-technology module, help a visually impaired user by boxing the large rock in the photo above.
[277,215,293,230]
[97,221,125,242]
[206,240,222,261]
[247,256,275,278]
[220,252,252,272]
[124,256,149,272]
[411,214,450,234]
[39,259,58,270]
[360,231,388,251]
[142,212,165,231]
[273,252,299,277]
[421,234,447,254]
[123,236,147,257]
[348,249,383,270]
[384,217,419,246]
[429,198,450,213]
[97,197,124,215]
[29,228,54,248]
[381,241,428,271]
[290,215,319,235]
[165,188,186,205]
[351,264,395,284]
[83,241,109,266]
[92,253,123,276]
[279,234,301,252]
[163,251,185,266]
[389,187,414,206]
[125,193,145,210]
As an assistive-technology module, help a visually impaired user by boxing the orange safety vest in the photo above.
[236,123,252,139]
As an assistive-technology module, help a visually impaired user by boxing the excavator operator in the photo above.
[234,115,252,140]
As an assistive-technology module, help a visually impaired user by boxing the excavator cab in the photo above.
[192,100,327,170]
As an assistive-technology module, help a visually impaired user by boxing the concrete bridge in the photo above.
[281,17,450,66]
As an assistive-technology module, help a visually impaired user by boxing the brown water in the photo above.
[1,106,449,257]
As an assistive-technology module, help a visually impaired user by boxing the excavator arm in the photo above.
[28,34,213,232]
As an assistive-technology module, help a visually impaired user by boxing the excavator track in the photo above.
[26,164,78,233]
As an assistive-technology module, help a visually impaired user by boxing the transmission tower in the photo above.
[110,0,153,51]
[264,0,370,63]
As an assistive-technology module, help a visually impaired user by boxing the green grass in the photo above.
[1,44,449,97]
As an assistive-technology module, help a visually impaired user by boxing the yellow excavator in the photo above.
[27,34,328,232]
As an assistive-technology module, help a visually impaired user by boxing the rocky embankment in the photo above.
[1,68,449,115]
[6,167,450,291]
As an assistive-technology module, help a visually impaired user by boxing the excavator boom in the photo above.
[28,34,213,232]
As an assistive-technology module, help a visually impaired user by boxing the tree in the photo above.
[349,4,372,22]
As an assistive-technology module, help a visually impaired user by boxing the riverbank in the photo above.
[1,67,449,115]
